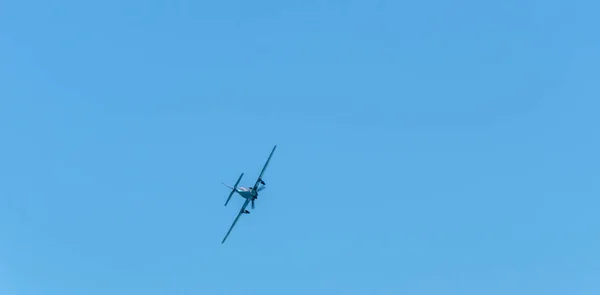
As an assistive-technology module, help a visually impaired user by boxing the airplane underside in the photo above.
[237,190,255,199]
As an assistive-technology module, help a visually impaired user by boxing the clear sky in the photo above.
[1,0,599,294]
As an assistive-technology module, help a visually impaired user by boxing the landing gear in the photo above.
[243,210,250,214]
[259,178,266,185]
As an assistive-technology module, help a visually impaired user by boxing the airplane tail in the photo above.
[224,173,243,206]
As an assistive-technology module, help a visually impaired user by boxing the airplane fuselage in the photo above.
[236,187,256,199]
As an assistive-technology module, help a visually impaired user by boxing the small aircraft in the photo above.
[220,145,277,244]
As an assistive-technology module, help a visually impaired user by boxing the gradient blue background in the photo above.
[1,0,599,294]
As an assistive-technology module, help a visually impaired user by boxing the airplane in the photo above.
[220,145,277,244]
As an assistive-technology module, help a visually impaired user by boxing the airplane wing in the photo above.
[252,145,277,193]
[221,198,251,244]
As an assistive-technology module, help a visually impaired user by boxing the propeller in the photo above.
[252,184,265,209]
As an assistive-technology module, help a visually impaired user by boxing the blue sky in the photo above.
[1,0,599,294]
